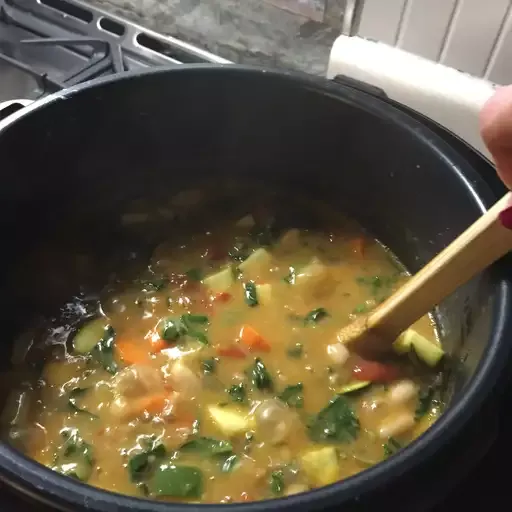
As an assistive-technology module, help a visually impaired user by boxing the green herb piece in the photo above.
[68,388,97,419]
[278,383,304,408]
[127,435,166,482]
[415,386,438,420]
[356,274,400,300]
[248,358,273,391]
[243,281,259,307]
[228,240,251,263]
[307,395,360,444]
[182,314,209,325]
[283,266,296,285]
[383,437,401,457]
[353,303,370,314]
[201,358,216,375]
[270,470,285,496]
[52,428,94,482]
[148,465,203,498]
[180,437,233,457]
[92,325,118,374]
[159,314,209,345]
[220,454,238,472]
[185,268,203,281]
[287,343,303,359]
[304,308,329,325]
[160,317,186,342]
[227,383,247,403]
[179,437,236,473]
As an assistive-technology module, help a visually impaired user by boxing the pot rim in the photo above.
[0,64,509,512]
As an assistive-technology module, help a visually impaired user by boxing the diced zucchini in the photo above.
[393,329,445,367]
[207,405,253,437]
[238,248,271,274]
[300,446,340,487]
[255,284,272,305]
[337,381,371,394]
[73,318,108,354]
[203,267,233,294]
[235,215,255,228]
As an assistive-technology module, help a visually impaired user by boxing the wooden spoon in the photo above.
[338,192,512,357]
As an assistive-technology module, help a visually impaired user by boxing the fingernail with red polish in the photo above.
[499,206,512,229]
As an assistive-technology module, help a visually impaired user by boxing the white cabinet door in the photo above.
[355,0,512,84]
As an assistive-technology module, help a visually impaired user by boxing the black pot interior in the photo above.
[0,66,506,509]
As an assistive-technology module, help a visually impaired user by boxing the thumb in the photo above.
[480,85,512,190]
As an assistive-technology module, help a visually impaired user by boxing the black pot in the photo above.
[0,65,509,512]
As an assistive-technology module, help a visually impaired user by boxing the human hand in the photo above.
[480,85,512,190]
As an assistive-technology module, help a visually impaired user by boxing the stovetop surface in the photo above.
[0,0,509,510]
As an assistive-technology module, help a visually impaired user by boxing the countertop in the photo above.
[88,0,345,75]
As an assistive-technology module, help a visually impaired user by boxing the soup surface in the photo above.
[2,191,445,503]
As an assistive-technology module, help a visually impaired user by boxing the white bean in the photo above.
[388,380,418,405]
[327,343,350,366]
[166,360,201,399]
[378,412,415,439]
[113,365,164,398]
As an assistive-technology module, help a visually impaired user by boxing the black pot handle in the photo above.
[331,74,389,99]
[0,100,33,122]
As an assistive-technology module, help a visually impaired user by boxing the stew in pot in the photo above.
[1,188,445,503]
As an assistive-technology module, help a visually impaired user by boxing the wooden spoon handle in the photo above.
[368,192,512,338]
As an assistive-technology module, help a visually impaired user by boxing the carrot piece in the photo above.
[216,344,247,359]
[117,339,150,365]
[239,325,271,352]
[212,292,232,303]
[149,334,167,354]
[135,393,168,416]
[351,237,366,257]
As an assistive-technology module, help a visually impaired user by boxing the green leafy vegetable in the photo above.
[304,308,329,325]
[185,268,203,281]
[92,325,118,374]
[179,437,237,473]
[52,428,94,481]
[231,266,243,280]
[228,240,250,263]
[68,388,97,419]
[283,266,296,285]
[356,274,400,301]
[148,465,203,498]
[201,358,216,375]
[220,454,238,472]
[278,383,304,408]
[227,383,247,403]
[248,358,273,391]
[353,303,370,314]
[415,386,438,419]
[287,342,303,359]
[308,395,360,443]
[180,437,233,457]
[159,314,210,345]
[243,281,259,307]
[127,435,166,482]
[383,437,401,457]
[270,470,285,496]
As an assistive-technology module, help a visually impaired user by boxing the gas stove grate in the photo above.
[0,0,230,98]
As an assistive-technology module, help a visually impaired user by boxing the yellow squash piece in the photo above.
[300,446,340,487]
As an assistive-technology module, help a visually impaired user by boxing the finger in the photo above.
[480,85,512,190]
